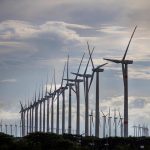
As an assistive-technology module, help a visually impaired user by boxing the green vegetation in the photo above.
[0,132,150,150]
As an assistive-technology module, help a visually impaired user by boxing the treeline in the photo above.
[0,132,150,150]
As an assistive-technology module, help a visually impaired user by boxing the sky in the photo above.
[0,0,150,136]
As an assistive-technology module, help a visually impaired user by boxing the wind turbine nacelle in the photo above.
[66,83,75,86]
[84,74,92,78]
[123,60,133,64]
[75,79,84,82]
[61,86,68,90]
[93,68,104,72]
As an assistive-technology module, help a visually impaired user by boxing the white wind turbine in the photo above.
[72,48,94,136]
[118,110,123,137]
[87,42,107,138]
[65,53,85,135]
[89,110,94,136]
[104,26,137,137]
[108,107,112,137]
[113,108,118,137]
[101,110,108,138]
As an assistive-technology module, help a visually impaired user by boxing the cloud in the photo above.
[0,110,19,120]
[98,25,128,34]
[130,98,146,109]
[0,78,17,83]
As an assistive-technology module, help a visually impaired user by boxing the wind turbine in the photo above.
[101,110,108,138]
[89,110,94,136]
[108,107,112,137]
[118,110,123,137]
[29,102,32,133]
[33,91,39,132]
[44,78,50,133]
[5,124,8,134]
[65,53,85,135]
[46,78,53,133]
[20,101,25,136]
[63,55,75,134]
[59,62,68,134]
[51,68,63,134]
[72,49,94,136]
[49,70,57,133]
[138,124,141,137]
[10,124,13,135]
[38,88,43,132]
[15,124,17,137]
[135,125,138,137]
[104,26,137,137]
[26,100,30,134]
[113,108,117,137]
[87,42,107,138]
[31,100,34,133]
[20,120,22,137]
[133,124,136,137]
[54,66,67,134]
[0,120,2,132]
[42,83,47,133]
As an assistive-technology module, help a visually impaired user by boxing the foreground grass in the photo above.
[0,132,150,150]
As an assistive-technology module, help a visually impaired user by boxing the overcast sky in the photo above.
[0,0,150,136]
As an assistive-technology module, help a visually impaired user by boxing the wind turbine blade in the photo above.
[103,58,121,63]
[28,98,30,107]
[118,119,121,126]
[61,63,66,87]
[84,48,94,75]
[75,53,85,80]
[88,71,95,91]
[54,88,64,102]
[50,77,53,93]
[101,110,105,116]
[87,41,95,69]
[42,81,44,98]
[109,107,110,117]
[54,69,56,91]
[98,63,108,69]
[35,91,36,102]
[20,101,23,109]
[38,85,41,100]
[122,26,137,60]
[71,86,76,93]
[71,72,83,77]
[105,113,109,117]
[93,63,108,71]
